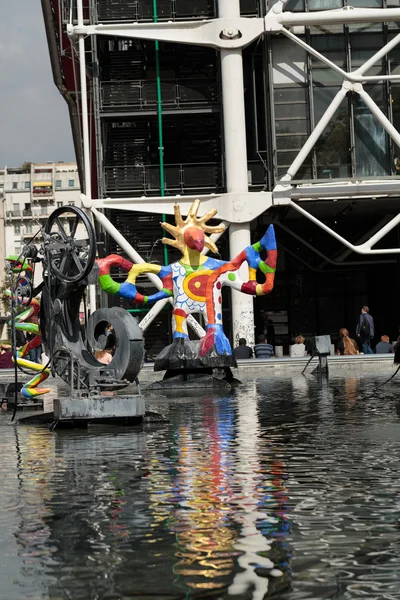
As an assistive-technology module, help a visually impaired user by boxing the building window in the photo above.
[57,202,63,208]
[13,203,20,216]
[56,180,62,188]
[309,0,342,8]
[14,224,20,235]
[12,182,18,190]
[25,181,30,189]
[25,223,32,234]
[354,91,390,176]
[68,201,75,206]
[68,179,74,187]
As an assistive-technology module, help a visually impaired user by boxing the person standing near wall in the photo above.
[356,306,374,354]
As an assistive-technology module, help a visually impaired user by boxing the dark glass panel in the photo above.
[354,86,390,176]
[314,86,351,178]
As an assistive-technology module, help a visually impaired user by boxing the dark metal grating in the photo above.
[96,0,214,22]
[104,163,223,195]
[101,80,219,111]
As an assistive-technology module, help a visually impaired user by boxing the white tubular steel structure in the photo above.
[77,0,97,313]
[219,0,255,345]
[72,0,400,340]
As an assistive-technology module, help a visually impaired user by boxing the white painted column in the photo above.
[219,0,255,346]
[77,0,97,314]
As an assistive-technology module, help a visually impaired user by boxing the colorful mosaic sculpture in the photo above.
[97,200,277,370]
[5,256,50,399]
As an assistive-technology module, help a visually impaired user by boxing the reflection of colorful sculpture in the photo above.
[97,200,277,370]
[5,255,50,399]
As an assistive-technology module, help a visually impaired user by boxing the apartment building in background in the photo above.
[0,162,82,291]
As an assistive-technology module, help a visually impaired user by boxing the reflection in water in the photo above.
[144,392,288,597]
[345,377,360,410]
[1,375,400,598]
[291,375,310,401]
[153,398,239,593]
[228,389,282,600]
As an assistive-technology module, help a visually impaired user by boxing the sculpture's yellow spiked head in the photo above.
[161,200,226,255]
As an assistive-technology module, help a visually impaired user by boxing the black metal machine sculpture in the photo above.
[12,206,145,424]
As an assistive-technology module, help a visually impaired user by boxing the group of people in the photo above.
[232,306,395,360]
[233,335,274,360]
[336,306,394,355]
[233,334,308,360]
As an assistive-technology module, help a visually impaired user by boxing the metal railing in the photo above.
[104,160,268,194]
[101,79,219,111]
[62,0,255,23]
[96,0,214,23]
[32,189,53,197]
[104,162,223,194]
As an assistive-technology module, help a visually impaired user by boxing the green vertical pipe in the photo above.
[153,0,169,266]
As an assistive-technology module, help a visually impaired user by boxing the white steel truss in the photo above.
[71,0,400,337]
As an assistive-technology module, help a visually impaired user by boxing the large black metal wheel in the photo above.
[87,307,144,382]
[44,206,96,283]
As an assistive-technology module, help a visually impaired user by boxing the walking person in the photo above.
[254,334,274,359]
[356,306,374,354]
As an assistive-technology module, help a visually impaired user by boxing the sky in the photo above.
[0,0,75,167]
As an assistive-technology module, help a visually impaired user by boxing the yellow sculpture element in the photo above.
[126,263,162,285]
[161,199,226,259]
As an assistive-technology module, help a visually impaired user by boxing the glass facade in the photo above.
[71,0,400,196]
[268,20,400,183]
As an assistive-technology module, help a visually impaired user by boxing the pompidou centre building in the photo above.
[42,0,400,355]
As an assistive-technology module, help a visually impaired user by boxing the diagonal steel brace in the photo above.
[67,18,264,50]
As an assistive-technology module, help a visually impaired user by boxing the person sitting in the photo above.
[232,338,253,359]
[336,328,359,355]
[374,335,394,354]
[254,334,274,359]
[290,335,307,357]
[95,348,113,365]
